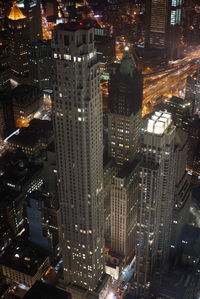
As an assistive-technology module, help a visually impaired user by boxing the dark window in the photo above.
[90,33,93,43]
[83,34,86,44]
[54,32,58,44]
[64,35,69,46]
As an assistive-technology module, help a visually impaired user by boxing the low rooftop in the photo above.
[8,119,53,147]
[57,20,92,32]
[0,238,49,277]
[11,85,41,104]
[24,281,71,299]
[117,158,141,179]
[0,151,43,202]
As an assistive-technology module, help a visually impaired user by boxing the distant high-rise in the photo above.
[24,0,42,42]
[7,2,29,76]
[108,48,143,165]
[145,0,183,59]
[135,111,176,297]
[29,40,53,90]
[52,22,104,292]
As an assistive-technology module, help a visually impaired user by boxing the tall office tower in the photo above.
[145,0,183,59]
[108,48,143,166]
[24,0,43,42]
[29,40,53,90]
[110,158,141,260]
[7,2,29,77]
[52,22,104,292]
[171,128,191,254]
[134,111,176,298]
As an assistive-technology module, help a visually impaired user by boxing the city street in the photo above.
[106,256,136,299]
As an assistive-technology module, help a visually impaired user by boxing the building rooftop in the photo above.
[147,111,172,135]
[169,96,184,105]
[0,151,43,200]
[29,39,51,47]
[0,238,48,277]
[8,119,53,148]
[57,20,92,32]
[9,129,39,147]
[117,156,142,187]
[117,157,141,179]
[24,281,71,299]
[8,1,26,21]
[12,85,41,103]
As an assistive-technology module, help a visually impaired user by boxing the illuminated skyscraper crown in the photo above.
[147,111,172,135]
[8,1,26,20]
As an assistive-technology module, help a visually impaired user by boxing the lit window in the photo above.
[64,54,71,60]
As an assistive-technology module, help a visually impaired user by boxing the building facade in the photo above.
[108,48,143,165]
[145,0,183,59]
[171,128,191,254]
[29,40,53,90]
[11,84,43,127]
[7,2,29,77]
[52,22,104,292]
[24,0,42,42]
[0,239,50,288]
[110,159,140,260]
[134,111,176,297]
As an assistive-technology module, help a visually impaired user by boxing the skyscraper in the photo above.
[24,0,42,42]
[52,22,104,292]
[29,40,53,90]
[171,128,191,254]
[108,48,143,165]
[145,0,183,59]
[135,111,176,297]
[110,159,140,260]
[7,2,29,77]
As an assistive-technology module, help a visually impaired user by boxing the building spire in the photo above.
[118,46,137,75]
[8,1,26,21]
